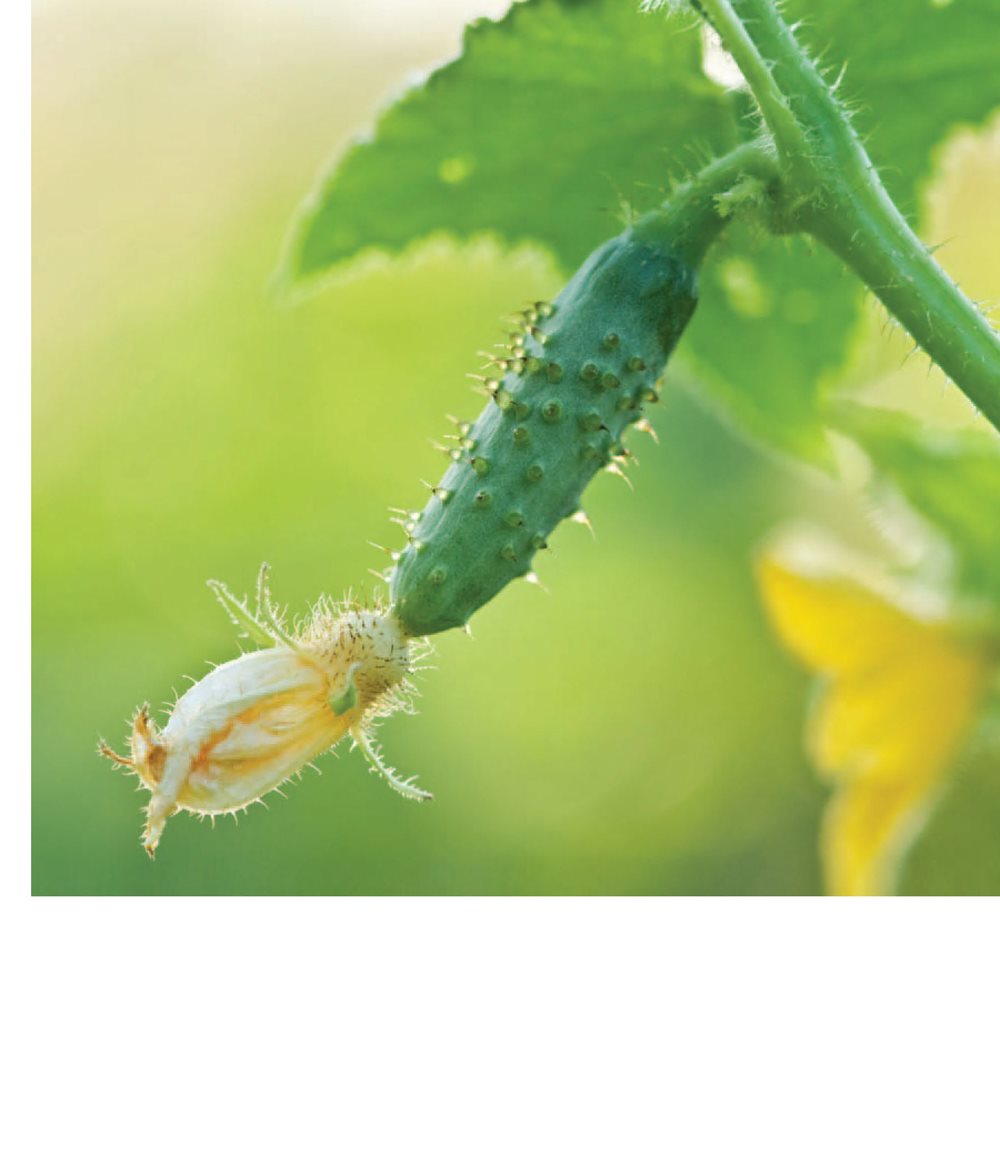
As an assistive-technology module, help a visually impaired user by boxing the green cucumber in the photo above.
[390,218,700,637]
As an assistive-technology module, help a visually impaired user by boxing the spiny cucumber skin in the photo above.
[390,230,698,637]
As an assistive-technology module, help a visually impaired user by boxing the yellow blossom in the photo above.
[757,550,999,896]
[100,565,429,856]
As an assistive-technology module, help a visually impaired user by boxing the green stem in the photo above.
[699,0,1000,432]
[632,139,778,267]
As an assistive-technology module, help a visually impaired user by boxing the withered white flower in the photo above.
[100,564,430,857]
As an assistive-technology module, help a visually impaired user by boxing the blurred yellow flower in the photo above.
[757,551,999,895]
[100,566,430,856]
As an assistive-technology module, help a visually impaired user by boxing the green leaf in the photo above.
[283,0,1000,462]
[681,229,858,464]
[284,0,732,280]
[836,403,1000,603]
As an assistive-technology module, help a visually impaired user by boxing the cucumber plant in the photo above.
[103,0,1000,881]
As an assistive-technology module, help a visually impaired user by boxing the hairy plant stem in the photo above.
[698,0,1000,432]
[632,140,778,266]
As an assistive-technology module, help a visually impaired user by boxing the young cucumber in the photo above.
[390,220,698,637]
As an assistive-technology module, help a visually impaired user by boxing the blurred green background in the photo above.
[33,0,1000,894]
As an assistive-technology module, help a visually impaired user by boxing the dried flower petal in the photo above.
[101,569,429,856]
